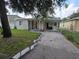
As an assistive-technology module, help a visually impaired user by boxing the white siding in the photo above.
[8,15,21,29]
[15,20,28,30]
[38,21,44,30]
[0,15,21,29]
[0,20,2,27]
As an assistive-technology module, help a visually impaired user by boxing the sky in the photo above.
[7,0,79,19]
[54,0,79,18]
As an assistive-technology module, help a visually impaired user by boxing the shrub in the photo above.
[14,26,17,29]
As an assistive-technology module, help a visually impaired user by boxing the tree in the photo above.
[9,0,67,18]
[0,0,12,38]
[0,0,67,38]
[69,11,79,19]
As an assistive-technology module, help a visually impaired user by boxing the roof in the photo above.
[7,15,21,22]
[16,18,35,21]
[0,15,21,22]
[71,17,79,20]
[47,17,61,21]
[62,17,79,22]
[16,17,61,22]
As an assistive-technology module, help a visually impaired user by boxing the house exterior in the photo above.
[15,18,29,30]
[0,15,61,31]
[15,17,61,31]
[0,15,21,29]
[60,17,79,32]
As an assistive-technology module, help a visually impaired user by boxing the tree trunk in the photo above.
[0,0,12,38]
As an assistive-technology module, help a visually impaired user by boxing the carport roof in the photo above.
[16,17,61,22]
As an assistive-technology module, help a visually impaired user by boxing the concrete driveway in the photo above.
[21,32,79,59]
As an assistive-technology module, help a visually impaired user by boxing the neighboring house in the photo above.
[0,15,21,29]
[60,17,79,32]
[16,17,61,31]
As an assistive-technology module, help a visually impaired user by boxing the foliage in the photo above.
[8,0,67,17]
[0,0,67,38]
[69,11,79,19]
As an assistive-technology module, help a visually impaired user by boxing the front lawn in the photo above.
[60,29,79,48]
[0,29,40,58]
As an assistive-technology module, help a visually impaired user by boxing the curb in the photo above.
[11,34,42,59]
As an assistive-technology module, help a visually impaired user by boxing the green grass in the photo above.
[60,29,79,48]
[0,29,40,58]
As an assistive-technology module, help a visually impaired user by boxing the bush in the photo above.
[14,26,17,29]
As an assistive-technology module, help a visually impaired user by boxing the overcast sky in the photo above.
[7,0,79,19]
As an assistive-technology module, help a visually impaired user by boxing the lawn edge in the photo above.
[11,33,42,59]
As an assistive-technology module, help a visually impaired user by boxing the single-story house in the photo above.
[15,17,61,31]
[0,15,21,29]
[0,15,61,31]
[60,17,79,32]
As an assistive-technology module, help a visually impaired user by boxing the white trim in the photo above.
[12,47,30,59]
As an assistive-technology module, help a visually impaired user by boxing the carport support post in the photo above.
[57,22,59,29]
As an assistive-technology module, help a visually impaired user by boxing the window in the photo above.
[19,21,22,25]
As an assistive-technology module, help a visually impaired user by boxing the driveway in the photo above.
[21,32,79,59]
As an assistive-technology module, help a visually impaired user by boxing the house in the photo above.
[0,15,21,29]
[15,17,61,31]
[60,17,79,32]
[0,15,61,31]
[15,18,29,30]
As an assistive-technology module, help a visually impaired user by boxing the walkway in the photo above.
[21,32,79,59]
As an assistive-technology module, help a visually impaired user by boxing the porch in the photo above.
[28,20,60,31]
